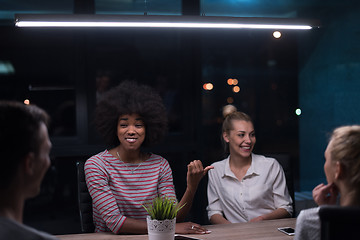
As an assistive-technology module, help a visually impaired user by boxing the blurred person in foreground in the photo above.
[85,81,213,234]
[207,104,293,224]
[294,125,360,240]
[0,101,56,240]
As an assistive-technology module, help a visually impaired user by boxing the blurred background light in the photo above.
[203,82,214,90]
[227,97,234,104]
[227,78,238,85]
[0,60,15,75]
[273,30,282,38]
[232,86,240,93]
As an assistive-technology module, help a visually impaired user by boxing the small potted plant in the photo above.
[144,196,184,240]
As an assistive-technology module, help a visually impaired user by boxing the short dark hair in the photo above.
[0,101,50,187]
[94,80,168,148]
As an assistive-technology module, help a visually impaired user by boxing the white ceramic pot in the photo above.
[147,216,176,240]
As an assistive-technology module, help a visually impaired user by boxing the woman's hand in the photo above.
[176,160,214,222]
[249,216,265,222]
[175,222,211,234]
[312,183,339,206]
[249,208,290,222]
[209,214,231,225]
[186,160,214,191]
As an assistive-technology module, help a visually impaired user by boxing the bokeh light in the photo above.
[24,99,30,105]
[227,78,238,85]
[232,86,240,93]
[273,31,282,38]
[295,108,302,116]
[203,83,214,91]
[227,97,234,104]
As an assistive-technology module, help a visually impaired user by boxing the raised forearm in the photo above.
[176,186,197,222]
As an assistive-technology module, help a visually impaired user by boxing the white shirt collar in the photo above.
[223,153,260,179]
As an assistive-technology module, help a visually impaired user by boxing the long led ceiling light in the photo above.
[15,14,318,30]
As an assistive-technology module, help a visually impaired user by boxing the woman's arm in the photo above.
[119,160,213,234]
[85,159,148,234]
[250,158,293,222]
[173,160,213,234]
[176,160,213,222]
[210,214,231,224]
[157,159,211,234]
[206,165,229,224]
[118,218,148,234]
[249,208,290,222]
[270,160,294,217]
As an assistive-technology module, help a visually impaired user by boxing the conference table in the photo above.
[57,218,296,240]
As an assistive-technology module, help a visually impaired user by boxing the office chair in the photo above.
[319,205,360,240]
[76,160,95,233]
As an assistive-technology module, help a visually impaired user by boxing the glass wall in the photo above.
[0,0,73,21]
[0,28,78,137]
[199,29,299,165]
[200,0,299,17]
[95,0,182,15]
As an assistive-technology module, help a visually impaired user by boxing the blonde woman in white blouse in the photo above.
[207,105,293,224]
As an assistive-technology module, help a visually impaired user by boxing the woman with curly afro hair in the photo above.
[85,81,213,235]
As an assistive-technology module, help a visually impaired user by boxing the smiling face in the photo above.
[223,120,256,159]
[117,113,146,152]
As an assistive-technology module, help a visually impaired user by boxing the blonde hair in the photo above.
[329,125,360,194]
[222,105,253,134]
[221,105,253,152]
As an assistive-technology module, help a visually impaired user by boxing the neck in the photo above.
[339,185,360,207]
[0,187,25,223]
[116,147,144,163]
[229,153,252,169]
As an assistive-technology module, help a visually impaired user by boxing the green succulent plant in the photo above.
[143,196,185,220]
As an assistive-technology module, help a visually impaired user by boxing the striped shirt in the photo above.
[84,150,177,233]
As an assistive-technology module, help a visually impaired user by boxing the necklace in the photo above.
[116,151,143,174]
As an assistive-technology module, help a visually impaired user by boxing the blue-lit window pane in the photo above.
[201,0,298,18]
[95,0,181,15]
[0,0,73,21]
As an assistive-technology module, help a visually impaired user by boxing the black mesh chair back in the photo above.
[319,205,360,240]
[76,160,95,233]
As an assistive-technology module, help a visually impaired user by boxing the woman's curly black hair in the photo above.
[95,80,168,148]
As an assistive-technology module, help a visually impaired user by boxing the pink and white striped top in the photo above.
[84,150,177,233]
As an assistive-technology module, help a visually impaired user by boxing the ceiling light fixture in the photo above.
[15,14,319,30]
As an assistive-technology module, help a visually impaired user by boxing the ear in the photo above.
[23,152,36,176]
[223,132,230,143]
[334,161,344,180]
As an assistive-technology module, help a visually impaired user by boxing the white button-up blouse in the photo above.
[207,153,293,222]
